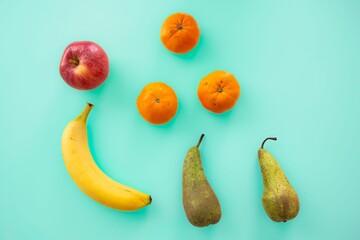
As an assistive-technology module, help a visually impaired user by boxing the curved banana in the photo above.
[61,103,152,211]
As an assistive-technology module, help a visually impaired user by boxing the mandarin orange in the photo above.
[160,12,200,54]
[137,82,178,124]
[197,71,240,114]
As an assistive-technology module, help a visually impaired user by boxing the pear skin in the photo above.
[182,134,221,227]
[258,137,300,222]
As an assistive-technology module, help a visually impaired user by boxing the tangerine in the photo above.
[160,12,200,54]
[137,82,178,124]
[197,70,240,114]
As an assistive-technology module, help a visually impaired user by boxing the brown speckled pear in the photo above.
[182,134,221,227]
[258,137,300,222]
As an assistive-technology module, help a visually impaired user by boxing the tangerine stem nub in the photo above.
[261,137,277,149]
[196,134,205,148]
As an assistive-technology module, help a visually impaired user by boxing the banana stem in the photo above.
[261,137,277,149]
[78,102,94,121]
[196,134,205,148]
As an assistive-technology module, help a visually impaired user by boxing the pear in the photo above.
[258,137,300,222]
[182,134,221,227]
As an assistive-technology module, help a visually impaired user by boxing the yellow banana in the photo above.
[61,103,152,211]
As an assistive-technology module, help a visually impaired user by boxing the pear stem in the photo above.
[196,134,205,148]
[261,137,277,149]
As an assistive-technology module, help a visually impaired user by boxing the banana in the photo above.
[61,103,152,211]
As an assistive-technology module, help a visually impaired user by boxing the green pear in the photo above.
[258,137,300,222]
[182,134,221,227]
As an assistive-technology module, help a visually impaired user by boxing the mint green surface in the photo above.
[1,0,360,239]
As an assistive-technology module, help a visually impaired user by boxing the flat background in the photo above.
[1,0,359,239]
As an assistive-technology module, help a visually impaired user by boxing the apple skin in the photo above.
[59,41,109,90]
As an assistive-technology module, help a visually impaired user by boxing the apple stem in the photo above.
[261,137,277,149]
[69,58,79,66]
[196,134,205,148]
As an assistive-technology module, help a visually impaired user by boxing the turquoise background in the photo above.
[1,0,359,239]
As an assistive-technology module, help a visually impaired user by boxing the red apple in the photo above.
[59,41,109,90]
